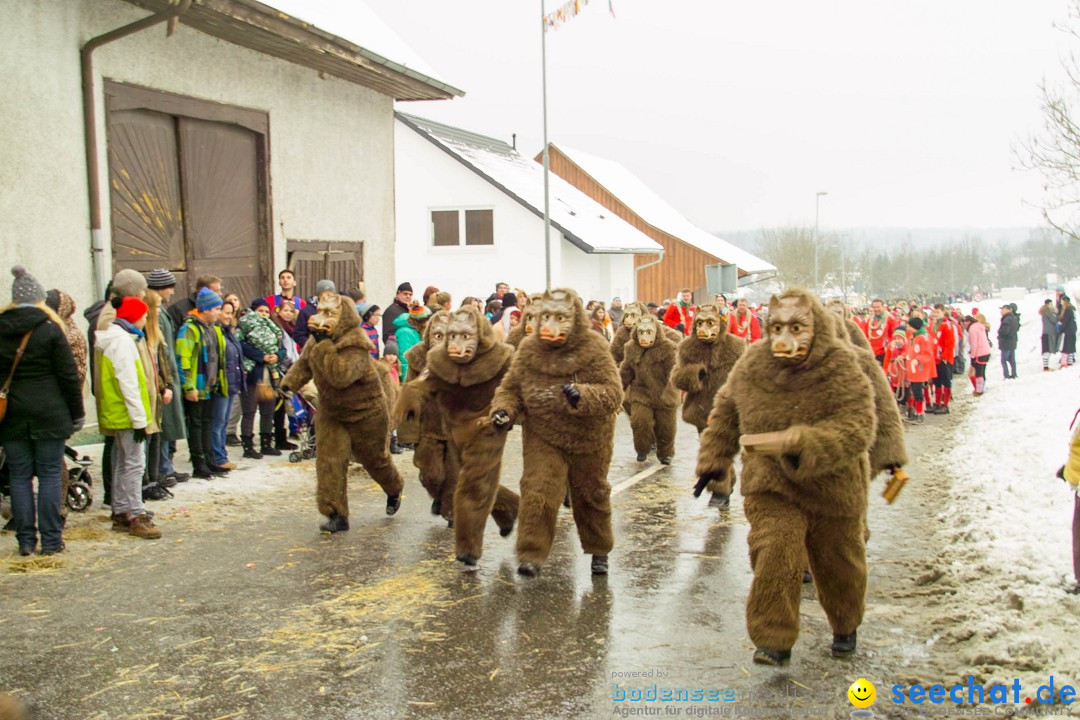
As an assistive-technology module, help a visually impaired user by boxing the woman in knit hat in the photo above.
[144,269,188,485]
[0,267,85,555]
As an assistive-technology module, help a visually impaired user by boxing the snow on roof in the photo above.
[397,113,663,255]
[550,145,776,274]
[259,0,460,94]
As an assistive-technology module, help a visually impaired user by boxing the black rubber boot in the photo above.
[319,513,349,533]
[260,433,282,457]
[753,648,792,666]
[831,630,857,657]
[192,457,213,480]
[275,426,298,451]
[242,435,262,459]
[456,552,479,572]
[517,562,540,578]
[591,555,609,576]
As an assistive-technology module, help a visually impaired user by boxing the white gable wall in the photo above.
[2,0,396,313]
[395,123,637,305]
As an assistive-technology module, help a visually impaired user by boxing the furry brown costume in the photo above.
[282,295,404,531]
[826,311,908,475]
[610,302,645,366]
[620,315,679,463]
[399,312,458,522]
[826,300,873,352]
[695,288,876,664]
[672,304,746,502]
[507,293,543,349]
[404,307,520,568]
[491,288,623,576]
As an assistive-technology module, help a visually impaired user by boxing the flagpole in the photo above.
[541,0,552,290]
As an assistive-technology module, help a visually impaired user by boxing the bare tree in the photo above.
[756,225,839,290]
[1019,1,1080,242]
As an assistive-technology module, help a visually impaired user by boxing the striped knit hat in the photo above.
[146,268,177,289]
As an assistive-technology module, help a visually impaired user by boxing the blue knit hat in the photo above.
[196,287,223,312]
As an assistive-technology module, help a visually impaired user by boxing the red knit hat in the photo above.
[115,296,148,324]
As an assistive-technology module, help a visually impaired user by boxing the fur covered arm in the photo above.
[490,361,524,423]
[619,361,635,390]
[311,342,374,389]
[867,362,909,473]
[695,383,739,478]
[392,376,432,427]
[404,345,425,383]
[569,364,623,417]
[280,350,312,394]
[672,360,706,392]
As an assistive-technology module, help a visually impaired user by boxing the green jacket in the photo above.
[175,315,228,400]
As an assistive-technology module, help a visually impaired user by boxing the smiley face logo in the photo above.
[848,678,876,709]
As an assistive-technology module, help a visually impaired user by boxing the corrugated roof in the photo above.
[549,145,776,274]
[121,0,463,101]
[397,113,663,255]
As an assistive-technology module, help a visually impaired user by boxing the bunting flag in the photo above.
[544,0,615,31]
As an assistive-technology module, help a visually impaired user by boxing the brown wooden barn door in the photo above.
[107,109,188,296]
[286,241,364,300]
[179,118,261,304]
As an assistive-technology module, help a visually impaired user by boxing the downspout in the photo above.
[81,0,192,299]
[634,249,664,301]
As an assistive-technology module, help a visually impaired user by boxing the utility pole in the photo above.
[540,0,552,289]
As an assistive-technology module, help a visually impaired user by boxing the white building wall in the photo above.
[394,123,639,307]
[1,0,397,314]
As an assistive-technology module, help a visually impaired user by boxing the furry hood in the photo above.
[427,307,512,388]
[516,289,611,378]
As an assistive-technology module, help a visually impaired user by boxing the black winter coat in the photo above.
[997,313,1019,351]
[0,307,84,441]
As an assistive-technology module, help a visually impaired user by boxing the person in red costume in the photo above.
[663,288,696,336]
[728,298,762,344]
[928,303,956,414]
[904,317,934,423]
[864,298,899,365]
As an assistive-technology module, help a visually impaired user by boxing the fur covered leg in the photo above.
[516,433,569,567]
[314,417,351,519]
[491,485,520,536]
[654,406,677,461]
[567,449,614,557]
[629,402,655,459]
[413,436,446,501]
[453,425,509,559]
[744,494,809,652]
[805,512,867,637]
[351,415,405,501]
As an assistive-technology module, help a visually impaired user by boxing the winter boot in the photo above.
[242,435,263,460]
[389,432,403,455]
[517,562,541,578]
[128,513,162,540]
[142,482,174,501]
[260,433,282,457]
[708,491,730,508]
[111,512,131,532]
[591,555,609,576]
[386,494,401,516]
[636,452,648,462]
[752,648,791,666]
[192,457,214,480]
[275,426,298,451]
[166,471,190,484]
[831,630,857,657]
[207,461,232,475]
[319,513,349,533]
[457,552,479,572]
[974,377,986,396]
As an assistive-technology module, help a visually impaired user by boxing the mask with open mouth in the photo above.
[308,292,343,341]
[693,304,724,343]
[635,315,659,348]
[621,303,643,329]
[768,294,815,363]
[536,290,577,348]
[446,309,480,364]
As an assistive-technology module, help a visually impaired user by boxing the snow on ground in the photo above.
[912,290,1080,691]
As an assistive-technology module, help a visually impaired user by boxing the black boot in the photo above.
[831,630,857,657]
[753,648,791,666]
[226,433,242,447]
[591,555,609,575]
[242,435,263,460]
[275,426,297,451]
[319,513,349,533]
[260,433,282,457]
[456,552,479,571]
[803,570,813,584]
[386,494,401,515]
[192,457,213,480]
[636,453,648,462]
[708,492,730,508]
[430,497,441,516]
[517,562,541,578]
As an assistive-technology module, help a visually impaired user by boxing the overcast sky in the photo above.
[365,0,1071,234]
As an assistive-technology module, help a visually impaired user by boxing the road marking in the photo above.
[611,463,667,496]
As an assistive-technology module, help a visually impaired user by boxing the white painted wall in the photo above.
[1,0,398,316]
[394,121,638,306]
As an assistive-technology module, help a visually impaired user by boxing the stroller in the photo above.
[285,392,317,463]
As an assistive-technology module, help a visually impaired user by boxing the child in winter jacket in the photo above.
[904,317,935,423]
[94,296,162,539]
[883,328,908,406]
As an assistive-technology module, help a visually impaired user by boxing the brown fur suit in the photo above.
[695,289,875,656]
[826,300,873,353]
[491,289,623,573]
[400,312,459,522]
[411,307,521,562]
[672,305,746,496]
[282,298,404,523]
[826,312,908,475]
[620,316,679,462]
[612,303,681,365]
[507,293,542,349]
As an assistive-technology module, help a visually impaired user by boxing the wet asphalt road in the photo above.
[0,414,941,720]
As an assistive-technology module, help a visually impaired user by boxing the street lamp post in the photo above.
[813,191,828,296]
